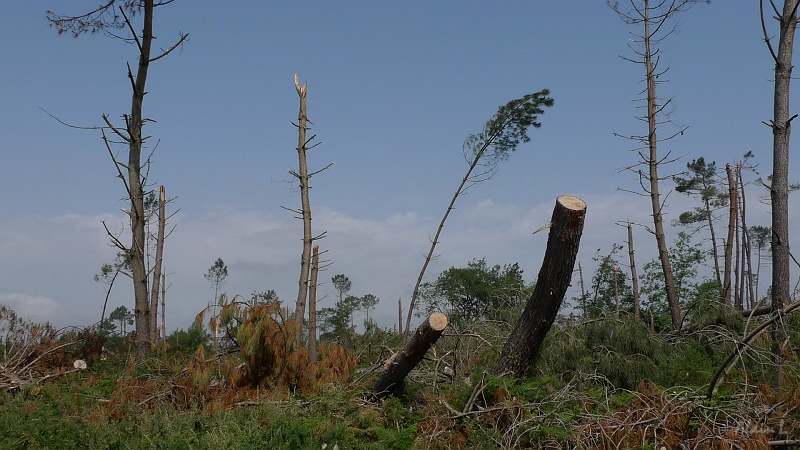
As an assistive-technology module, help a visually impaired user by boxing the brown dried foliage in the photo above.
[1,304,97,392]
[92,297,359,420]
[576,380,800,449]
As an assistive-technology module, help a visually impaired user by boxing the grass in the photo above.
[2,312,800,449]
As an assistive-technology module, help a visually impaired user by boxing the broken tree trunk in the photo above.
[370,312,448,401]
[493,195,587,378]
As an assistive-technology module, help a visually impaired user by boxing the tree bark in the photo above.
[149,185,165,343]
[578,262,587,317]
[308,245,319,361]
[493,195,586,378]
[762,0,798,389]
[293,74,312,348]
[738,165,756,310]
[705,192,723,287]
[722,164,737,306]
[160,270,166,341]
[768,0,797,314]
[370,312,448,401]
[626,222,641,320]
[130,0,155,357]
[397,298,403,334]
[642,2,682,330]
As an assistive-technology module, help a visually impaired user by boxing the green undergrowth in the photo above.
[2,310,800,449]
[0,372,418,449]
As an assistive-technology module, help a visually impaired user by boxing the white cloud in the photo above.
[0,293,60,324]
[0,188,795,334]
[462,199,522,224]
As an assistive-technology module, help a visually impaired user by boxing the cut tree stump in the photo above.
[493,195,587,378]
[370,312,448,401]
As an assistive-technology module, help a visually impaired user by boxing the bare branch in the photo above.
[308,162,335,178]
[762,0,780,62]
[102,114,131,143]
[150,32,190,63]
[102,220,128,252]
[118,6,143,55]
[102,129,132,199]
[40,108,103,131]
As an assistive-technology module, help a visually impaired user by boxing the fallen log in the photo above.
[370,312,448,401]
[740,305,772,317]
[493,195,587,378]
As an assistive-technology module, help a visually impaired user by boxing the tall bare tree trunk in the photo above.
[761,0,798,389]
[723,164,738,307]
[705,193,723,287]
[128,0,155,356]
[149,185,165,343]
[161,270,166,341]
[292,74,313,348]
[738,166,756,310]
[308,245,319,361]
[493,196,586,378]
[642,2,682,329]
[767,0,797,312]
[626,222,641,320]
[49,0,188,361]
[733,163,744,311]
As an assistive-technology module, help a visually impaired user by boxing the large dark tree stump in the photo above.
[493,195,586,378]
[370,312,448,401]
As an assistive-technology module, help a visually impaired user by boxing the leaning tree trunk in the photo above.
[370,312,448,401]
[493,196,586,378]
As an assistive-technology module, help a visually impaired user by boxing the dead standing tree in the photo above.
[308,245,320,361]
[722,164,738,307]
[285,74,331,348]
[47,1,187,357]
[610,0,700,330]
[405,91,554,334]
[493,196,586,378]
[148,186,166,343]
[617,221,642,320]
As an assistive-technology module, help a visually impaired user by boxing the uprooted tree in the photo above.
[47,0,188,357]
[493,195,587,378]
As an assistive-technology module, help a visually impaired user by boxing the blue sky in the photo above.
[1,2,796,332]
